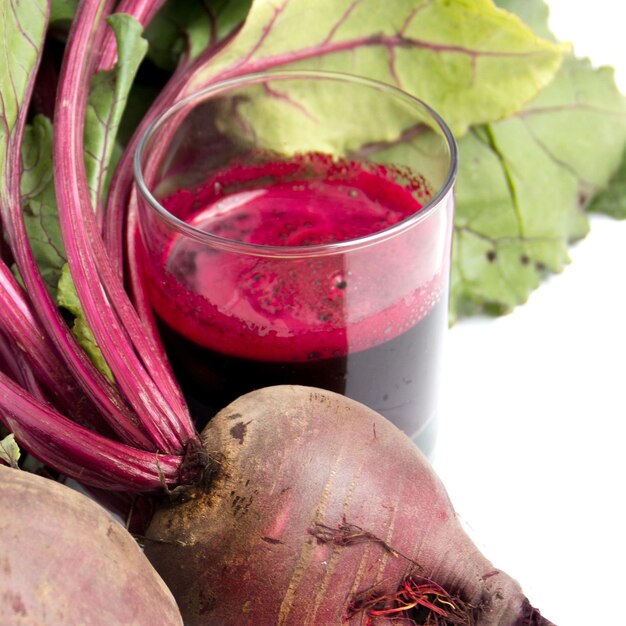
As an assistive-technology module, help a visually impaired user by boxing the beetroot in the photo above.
[0,466,183,626]
[145,385,552,626]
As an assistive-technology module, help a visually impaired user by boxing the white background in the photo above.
[433,3,626,625]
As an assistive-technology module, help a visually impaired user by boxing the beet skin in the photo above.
[0,466,183,626]
[145,385,553,626]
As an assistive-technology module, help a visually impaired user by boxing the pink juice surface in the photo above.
[150,157,441,363]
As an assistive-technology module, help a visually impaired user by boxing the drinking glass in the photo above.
[134,70,457,456]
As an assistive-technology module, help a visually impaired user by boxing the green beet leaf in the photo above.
[19,12,149,299]
[145,0,252,72]
[18,118,115,379]
[495,0,553,41]
[0,0,48,190]
[0,433,20,469]
[50,0,77,24]
[450,0,626,320]
[57,264,114,383]
[24,13,148,380]
[186,0,564,137]
[20,116,66,298]
[84,14,148,208]
[588,145,626,219]
[0,0,49,295]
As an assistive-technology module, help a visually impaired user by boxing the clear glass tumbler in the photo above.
[134,70,457,456]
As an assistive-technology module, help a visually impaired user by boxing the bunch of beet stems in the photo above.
[0,0,266,491]
[1,0,190,491]
[2,0,406,491]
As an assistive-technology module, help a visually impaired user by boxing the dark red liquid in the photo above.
[158,298,445,456]
[147,155,446,455]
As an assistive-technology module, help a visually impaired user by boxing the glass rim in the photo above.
[133,69,458,258]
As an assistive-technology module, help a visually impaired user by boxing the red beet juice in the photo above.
[146,155,449,455]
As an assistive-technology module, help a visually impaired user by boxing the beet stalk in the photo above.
[145,385,554,626]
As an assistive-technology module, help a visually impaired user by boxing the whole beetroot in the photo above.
[0,466,183,626]
[145,385,552,626]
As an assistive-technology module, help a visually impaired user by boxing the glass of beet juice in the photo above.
[134,71,457,457]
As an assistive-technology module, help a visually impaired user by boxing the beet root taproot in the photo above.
[144,385,553,626]
[0,466,183,626]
